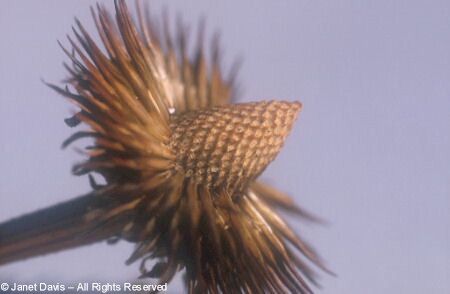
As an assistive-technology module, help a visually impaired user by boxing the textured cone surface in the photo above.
[170,101,301,192]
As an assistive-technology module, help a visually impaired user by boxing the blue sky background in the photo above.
[1,1,449,293]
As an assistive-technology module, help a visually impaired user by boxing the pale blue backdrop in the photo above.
[1,1,449,293]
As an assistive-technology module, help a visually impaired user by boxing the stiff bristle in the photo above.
[49,0,328,293]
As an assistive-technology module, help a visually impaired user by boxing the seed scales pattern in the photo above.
[171,101,302,192]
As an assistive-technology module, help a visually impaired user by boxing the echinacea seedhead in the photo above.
[14,0,329,293]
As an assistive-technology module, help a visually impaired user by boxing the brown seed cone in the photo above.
[171,101,302,192]
[0,1,330,293]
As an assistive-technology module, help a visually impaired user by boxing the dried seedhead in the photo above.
[47,1,330,293]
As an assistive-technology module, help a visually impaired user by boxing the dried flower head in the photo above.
[45,0,329,292]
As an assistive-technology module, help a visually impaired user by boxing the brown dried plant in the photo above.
[0,1,330,293]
